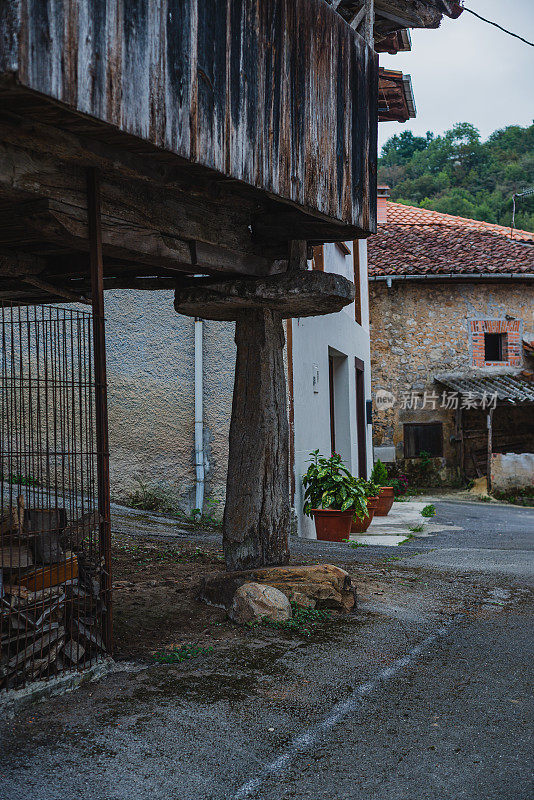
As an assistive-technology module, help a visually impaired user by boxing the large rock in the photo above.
[174,271,355,321]
[229,582,292,624]
[201,564,356,613]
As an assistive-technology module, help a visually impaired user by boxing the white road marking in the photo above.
[232,619,454,800]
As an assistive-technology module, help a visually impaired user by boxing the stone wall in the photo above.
[369,280,534,481]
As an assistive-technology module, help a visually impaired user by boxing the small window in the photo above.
[484,333,507,362]
[404,423,443,458]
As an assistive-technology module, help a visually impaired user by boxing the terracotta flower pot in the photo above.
[312,509,354,542]
[350,496,378,533]
[374,486,394,516]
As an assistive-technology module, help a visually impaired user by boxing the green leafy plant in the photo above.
[418,450,433,471]
[302,451,367,521]
[492,487,534,507]
[343,539,369,548]
[127,479,176,513]
[362,478,381,498]
[152,644,214,663]
[409,524,424,533]
[370,459,389,487]
[0,472,39,487]
[252,603,331,637]
[421,504,436,518]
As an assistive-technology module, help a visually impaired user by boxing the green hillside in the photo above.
[378,122,534,232]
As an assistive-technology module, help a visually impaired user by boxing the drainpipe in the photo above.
[194,317,205,516]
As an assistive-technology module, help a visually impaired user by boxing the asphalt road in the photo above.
[1,499,533,800]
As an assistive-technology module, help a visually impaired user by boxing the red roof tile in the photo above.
[368,202,534,278]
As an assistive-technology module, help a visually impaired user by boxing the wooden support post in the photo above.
[288,240,308,271]
[363,0,375,47]
[87,167,113,654]
[455,405,464,480]
[486,408,494,494]
[223,309,290,571]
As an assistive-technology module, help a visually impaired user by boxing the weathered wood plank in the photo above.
[1,0,378,232]
[0,142,285,276]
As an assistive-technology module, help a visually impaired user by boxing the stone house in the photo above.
[368,194,534,487]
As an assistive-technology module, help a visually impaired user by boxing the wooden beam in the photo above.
[374,0,443,29]
[364,0,375,47]
[253,211,367,245]
[335,241,351,255]
[20,276,91,304]
[0,249,46,277]
[10,197,281,278]
[0,140,285,272]
[350,6,367,30]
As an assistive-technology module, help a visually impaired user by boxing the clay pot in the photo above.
[374,486,394,516]
[350,496,378,533]
[312,509,354,542]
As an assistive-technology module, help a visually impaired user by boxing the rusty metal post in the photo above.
[87,167,113,654]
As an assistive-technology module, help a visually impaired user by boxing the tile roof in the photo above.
[435,372,534,405]
[368,202,534,278]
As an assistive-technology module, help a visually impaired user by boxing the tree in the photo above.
[378,122,534,232]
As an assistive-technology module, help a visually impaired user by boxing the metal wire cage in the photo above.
[0,302,110,690]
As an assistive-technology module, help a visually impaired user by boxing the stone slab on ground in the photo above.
[200,564,356,612]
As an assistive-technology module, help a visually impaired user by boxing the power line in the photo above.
[462,6,534,47]
[511,188,534,235]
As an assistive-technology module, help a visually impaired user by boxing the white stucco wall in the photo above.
[291,241,373,539]
[103,290,235,513]
[491,452,534,492]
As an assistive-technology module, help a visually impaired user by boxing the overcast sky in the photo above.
[378,0,534,152]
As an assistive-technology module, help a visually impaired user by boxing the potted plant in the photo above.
[350,479,381,533]
[370,459,395,516]
[303,451,367,542]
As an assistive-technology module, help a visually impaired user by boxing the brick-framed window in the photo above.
[470,319,523,368]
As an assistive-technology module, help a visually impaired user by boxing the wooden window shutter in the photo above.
[312,245,324,271]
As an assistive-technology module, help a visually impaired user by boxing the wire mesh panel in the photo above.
[0,303,109,691]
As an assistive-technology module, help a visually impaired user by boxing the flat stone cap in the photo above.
[174,270,355,320]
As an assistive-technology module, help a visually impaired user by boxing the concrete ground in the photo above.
[350,498,441,545]
[1,497,533,800]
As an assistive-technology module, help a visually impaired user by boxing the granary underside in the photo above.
[0,0,460,305]
[0,0,380,305]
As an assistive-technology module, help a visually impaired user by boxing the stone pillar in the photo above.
[174,270,355,572]
[223,309,290,571]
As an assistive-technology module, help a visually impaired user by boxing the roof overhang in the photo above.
[435,372,534,406]
[378,68,416,122]
[332,1,463,50]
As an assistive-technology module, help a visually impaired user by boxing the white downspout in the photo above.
[194,317,205,516]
